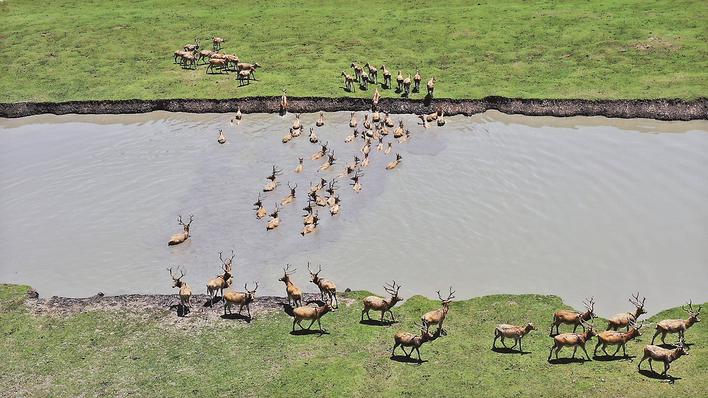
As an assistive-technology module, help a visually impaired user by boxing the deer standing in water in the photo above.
[637,342,689,377]
[294,158,304,173]
[223,282,258,319]
[548,319,597,361]
[279,264,302,307]
[217,129,226,144]
[329,195,341,215]
[316,111,325,127]
[362,281,403,323]
[302,199,317,225]
[384,142,392,155]
[309,128,319,143]
[282,128,294,144]
[345,129,358,143]
[168,215,193,246]
[292,303,333,333]
[349,112,358,128]
[253,194,267,219]
[607,292,647,330]
[167,266,192,309]
[319,150,336,171]
[301,211,319,236]
[421,287,455,334]
[651,301,701,344]
[549,297,595,335]
[386,154,402,170]
[392,323,441,362]
[325,179,338,206]
[308,263,338,308]
[381,64,392,88]
[266,204,281,230]
[263,165,283,192]
[312,141,328,160]
[350,169,363,192]
[594,321,643,357]
[281,182,297,206]
[207,251,234,305]
[493,323,536,352]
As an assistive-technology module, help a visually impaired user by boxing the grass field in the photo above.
[0,284,705,397]
[0,0,706,103]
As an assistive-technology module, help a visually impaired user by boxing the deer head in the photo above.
[177,214,194,232]
[219,250,235,274]
[437,287,455,311]
[270,204,281,218]
[288,182,297,196]
[682,300,702,323]
[279,264,296,283]
[582,297,596,320]
[267,165,283,181]
[167,266,186,288]
[244,281,258,302]
[253,194,263,210]
[307,262,322,284]
[384,280,402,306]
[629,292,647,318]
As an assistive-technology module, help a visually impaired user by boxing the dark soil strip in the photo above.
[1,97,706,120]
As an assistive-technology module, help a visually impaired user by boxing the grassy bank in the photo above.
[0,0,706,103]
[0,285,705,397]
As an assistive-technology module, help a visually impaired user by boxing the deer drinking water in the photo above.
[308,263,338,308]
[362,281,403,323]
[207,251,234,305]
[279,264,303,307]
[168,215,193,246]
[606,292,647,330]
[549,297,595,335]
[167,266,192,310]
[421,287,455,334]
[651,301,701,344]
[223,282,258,319]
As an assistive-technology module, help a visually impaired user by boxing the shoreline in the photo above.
[1,96,706,121]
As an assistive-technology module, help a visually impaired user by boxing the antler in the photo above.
[629,292,645,307]
[437,286,455,301]
[384,280,400,295]
[167,267,176,280]
[283,263,296,275]
[583,297,595,310]
[245,281,259,292]
[682,300,702,314]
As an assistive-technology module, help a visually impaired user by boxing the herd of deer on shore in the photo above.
[342,63,435,99]
[172,37,261,86]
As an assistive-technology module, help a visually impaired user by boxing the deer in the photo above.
[266,204,281,230]
[594,321,643,357]
[360,74,370,90]
[341,71,355,92]
[212,36,224,50]
[237,62,261,80]
[384,112,394,127]
[180,51,197,69]
[651,301,701,344]
[238,69,252,86]
[393,120,405,138]
[361,138,372,155]
[206,58,228,74]
[292,303,333,333]
[396,70,404,92]
[637,342,689,377]
[376,137,384,152]
[223,282,258,319]
[316,111,325,127]
[207,251,234,305]
[362,281,403,323]
[197,49,215,64]
[351,169,363,192]
[427,77,436,97]
[384,142,392,155]
[418,114,430,129]
[263,165,283,192]
[279,264,302,307]
[167,266,192,309]
[217,129,226,144]
[349,112,358,128]
[312,141,328,160]
[392,323,441,362]
[291,125,301,137]
[364,63,377,84]
[308,128,319,143]
[493,323,536,352]
[301,212,319,236]
[363,113,372,130]
[234,107,243,120]
[398,129,411,144]
[309,190,327,207]
[294,157,304,173]
[436,110,446,126]
[548,319,597,361]
[351,62,363,83]
[386,154,402,170]
[424,111,438,122]
[329,195,341,216]
[282,128,294,143]
[549,297,595,335]
[281,182,297,206]
[372,88,381,108]
[253,194,267,219]
[403,75,411,96]
[309,177,327,195]
[183,38,200,52]
[360,152,370,168]
[168,214,193,246]
[302,199,316,225]
[381,64,392,88]
[607,292,647,330]
[347,155,361,171]
[319,150,335,171]
[413,69,422,92]
[421,287,455,334]
[280,89,288,113]
[307,263,338,308]
[325,179,338,206]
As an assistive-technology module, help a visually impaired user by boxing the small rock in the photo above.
[344,288,351,293]
[27,289,39,299]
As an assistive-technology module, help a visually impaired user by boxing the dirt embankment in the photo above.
[1,97,706,121]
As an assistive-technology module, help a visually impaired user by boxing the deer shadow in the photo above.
[290,329,330,336]
[592,354,635,362]
[547,357,590,365]
[491,347,531,355]
[657,342,693,349]
[423,95,433,106]
[220,313,252,323]
[280,303,295,316]
[638,369,681,383]
[359,319,397,327]
[203,297,222,307]
[389,354,427,364]
[169,304,190,317]
[305,299,326,307]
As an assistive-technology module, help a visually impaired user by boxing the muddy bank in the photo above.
[1,96,706,120]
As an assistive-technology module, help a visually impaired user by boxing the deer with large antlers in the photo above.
[319,150,336,171]
[550,297,596,335]
[312,141,329,160]
[350,169,363,192]
[263,165,283,192]
[329,195,341,216]
[325,179,338,207]
[607,292,647,330]
[254,194,267,219]
[392,323,441,362]
[421,287,455,334]
[302,199,316,225]
[168,215,193,246]
[362,281,403,323]
[309,128,319,144]
[207,251,234,305]
[594,321,643,357]
[548,318,597,361]
[281,183,297,206]
[223,282,258,319]
[292,303,333,333]
[294,157,304,173]
[282,128,294,144]
[301,211,319,236]
[637,342,689,377]
[386,154,402,170]
[308,263,338,308]
[167,266,192,309]
[651,301,701,344]
[493,323,536,352]
[279,264,302,307]
[266,204,281,230]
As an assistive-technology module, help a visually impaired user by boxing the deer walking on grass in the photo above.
[392,323,441,362]
[292,303,333,333]
[493,323,536,352]
[651,301,701,344]
[637,343,689,378]
[223,282,258,319]
[549,297,595,335]
[606,292,646,330]
[548,319,597,361]
[421,287,454,334]
[362,281,403,323]
[308,263,338,308]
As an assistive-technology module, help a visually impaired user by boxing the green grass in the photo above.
[0,0,706,103]
[0,284,705,397]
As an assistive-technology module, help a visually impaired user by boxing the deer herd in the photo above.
[344,62,436,99]
[172,36,261,86]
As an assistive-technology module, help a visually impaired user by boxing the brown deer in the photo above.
[362,281,403,323]
[223,282,258,319]
[607,292,647,330]
[224,54,240,71]
[386,154,402,170]
[319,150,335,171]
[349,112,358,128]
[307,263,338,308]
[594,321,643,357]
[302,199,316,225]
[392,323,441,362]
[418,114,430,129]
[384,112,394,127]
[301,211,319,236]
[384,142,392,155]
[637,343,689,377]
[396,70,404,92]
[238,69,252,86]
[427,77,436,97]
[316,111,325,127]
[324,179,338,206]
[282,128,294,144]
[168,214,193,246]
[413,69,422,92]
[206,58,228,74]
[393,120,405,138]
[167,266,192,309]
[292,303,333,333]
[207,251,234,305]
[548,319,597,361]
[280,182,297,206]
[365,63,378,84]
[308,128,319,144]
[436,110,446,126]
[294,157,304,173]
[181,51,197,69]
[329,195,340,216]
[421,287,455,334]
[212,36,224,50]
[279,264,302,307]
[253,194,267,219]
[280,89,288,113]
[381,64,392,88]
[376,137,384,151]
[237,62,261,80]
[402,75,411,96]
[351,169,363,192]
[312,141,328,160]
[360,74,370,90]
[493,323,536,352]
[197,49,215,64]
[234,107,243,120]
[372,89,381,108]
[266,204,281,230]
[651,301,701,344]
[342,71,355,92]
[549,297,595,335]
[217,129,226,144]
[360,152,370,168]
[183,38,200,52]
[351,62,363,83]
[263,165,283,192]
[339,161,358,178]
[309,177,327,195]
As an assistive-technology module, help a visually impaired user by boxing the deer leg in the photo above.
[492,332,500,349]
[580,344,590,360]
[622,344,627,357]
[388,310,396,322]
[332,292,338,308]
[572,323,578,333]
[292,318,297,332]
[662,362,669,377]
[548,346,555,361]
[317,318,323,332]
[415,347,422,362]
[648,358,654,372]
[651,329,660,344]
[517,338,522,352]
[660,331,667,345]
[603,344,611,356]
[571,346,578,358]
[238,305,243,315]
[392,342,399,355]
[307,319,316,330]
[500,336,508,348]
[593,341,601,356]
[246,304,251,319]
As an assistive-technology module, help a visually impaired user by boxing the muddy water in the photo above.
[1,111,706,316]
